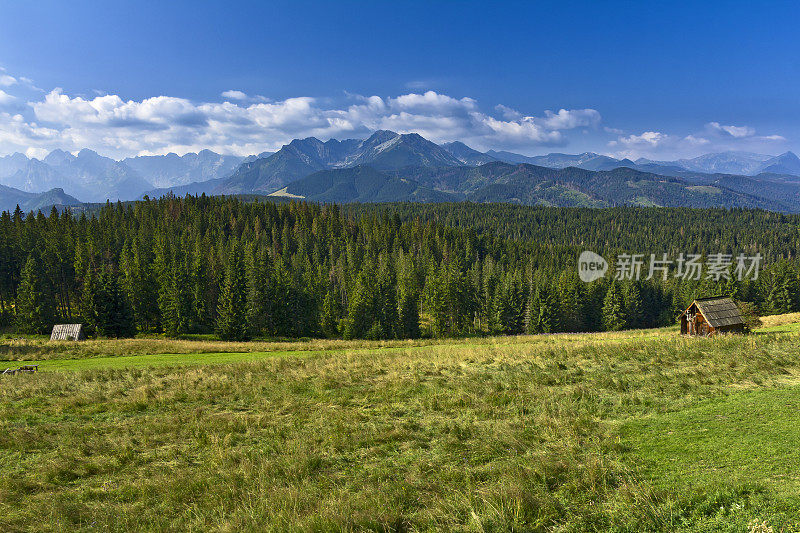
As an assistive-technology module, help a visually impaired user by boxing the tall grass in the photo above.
[1,327,799,531]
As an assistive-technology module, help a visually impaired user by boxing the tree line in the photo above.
[2,197,800,340]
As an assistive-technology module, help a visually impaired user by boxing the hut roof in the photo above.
[50,324,85,341]
[691,297,745,328]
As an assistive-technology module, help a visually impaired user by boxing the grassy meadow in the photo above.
[2,319,800,531]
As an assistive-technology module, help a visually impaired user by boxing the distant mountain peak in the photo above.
[44,149,76,166]
[363,130,400,145]
[442,141,498,165]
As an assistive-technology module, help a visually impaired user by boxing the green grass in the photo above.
[622,386,800,494]
[2,322,800,531]
[755,322,800,334]
[620,385,800,531]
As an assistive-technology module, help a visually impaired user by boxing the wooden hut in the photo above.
[679,297,745,336]
[50,324,86,341]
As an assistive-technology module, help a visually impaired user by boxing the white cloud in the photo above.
[3,69,793,162]
[0,75,17,87]
[221,90,248,101]
[392,90,477,113]
[495,104,522,120]
[25,147,49,159]
[0,90,16,104]
[612,131,669,148]
[0,69,601,158]
[705,121,755,138]
[684,135,710,146]
[610,125,785,160]
[609,131,715,159]
[538,108,601,130]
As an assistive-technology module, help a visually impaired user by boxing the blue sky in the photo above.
[0,0,798,159]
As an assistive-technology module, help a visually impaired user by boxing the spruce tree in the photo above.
[344,268,375,339]
[623,282,643,329]
[96,265,136,338]
[246,243,273,337]
[321,289,340,338]
[163,251,193,336]
[422,262,448,337]
[78,265,99,336]
[376,263,398,339]
[534,283,560,333]
[216,243,249,341]
[602,283,627,331]
[15,255,57,334]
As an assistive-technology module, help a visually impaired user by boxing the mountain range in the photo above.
[3,130,800,213]
[0,149,254,203]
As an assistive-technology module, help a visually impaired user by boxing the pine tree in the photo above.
[78,265,99,336]
[95,265,136,338]
[121,242,159,332]
[557,272,585,332]
[321,289,339,338]
[15,255,57,334]
[623,282,643,329]
[423,262,448,337]
[216,243,249,341]
[376,263,398,339]
[191,237,214,331]
[163,250,193,336]
[344,268,375,339]
[396,255,420,339]
[602,283,626,331]
[246,243,271,337]
[535,283,560,333]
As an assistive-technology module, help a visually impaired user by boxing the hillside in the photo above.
[441,141,498,165]
[283,161,792,210]
[272,165,456,203]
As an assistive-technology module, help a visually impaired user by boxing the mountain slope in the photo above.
[0,185,82,214]
[124,150,244,188]
[141,178,227,199]
[673,152,772,175]
[0,152,30,180]
[217,131,464,194]
[442,141,498,165]
[217,146,327,194]
[273,166,457,203]
[758,152,800,176]
[261,159,792,211]
[464,164,788,210]
[343,131,463,169]
[50,149,153,202]
[2,158,68,193]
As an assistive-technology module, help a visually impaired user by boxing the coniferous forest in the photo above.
[2,196,800,340]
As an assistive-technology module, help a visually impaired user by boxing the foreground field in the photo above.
[2,322,800,531]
